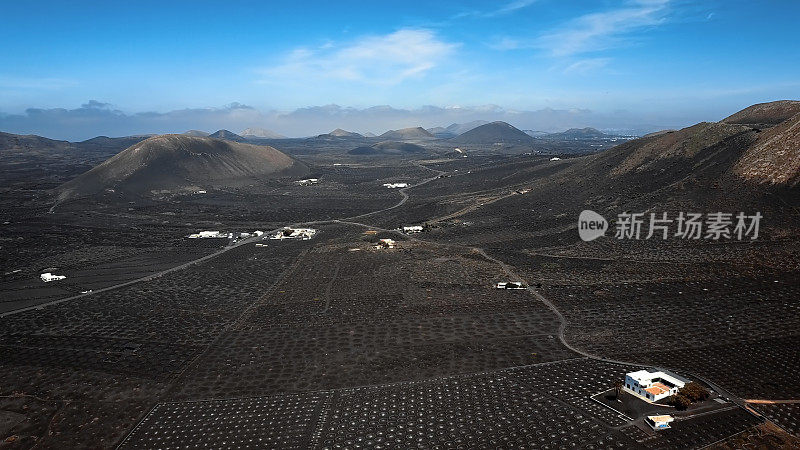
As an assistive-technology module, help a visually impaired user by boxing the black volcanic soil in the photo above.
[348,141,426,155]
[1,101,799,448]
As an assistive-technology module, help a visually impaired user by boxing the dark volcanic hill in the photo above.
[328,128,363,138]
[58,135,308,200]
[0,132,148,157]
[0,132,73,155]
[240,128,286,139]
[518,102,798,219]
[721,100,800,126]
[316,128,364,139]
[546,127,608,139]
[394,101,800,246]
[379,127,434,140]
[209,129,246,142]
[732,111,800,186]
[449,121,534,145]
[426,127,456,139]
[77,135,152,152]
[183,130,209,137]
[348,141,426,155]
[446,121,489,135]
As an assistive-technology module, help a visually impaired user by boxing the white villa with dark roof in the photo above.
[624,369,687,402]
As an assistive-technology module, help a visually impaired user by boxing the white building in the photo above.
[402,225,424,234]
[270,227,317,240]
[550,157,561,161]
[495,282,525,289]
[646,415,675,430]
[624,370,687,402]
[375,238,396,249]
[40,272,66,282]
[296,178,319,186]
[383,183,408,189]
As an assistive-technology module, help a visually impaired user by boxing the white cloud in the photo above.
[456,0,538,19]
[259,29,458,86]
[562,58,611,74]
[488,37,524,51]
[536,0,671,56]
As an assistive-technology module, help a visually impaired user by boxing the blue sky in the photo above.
[1,0,799,139]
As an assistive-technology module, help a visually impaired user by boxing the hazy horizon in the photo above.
[0,101,738,141]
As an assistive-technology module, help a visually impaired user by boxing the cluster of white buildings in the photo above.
[188,230,226,239]
[624,369,688,402]
[188,230,264,239]
[383,183,408,189]
[270,227,317,240]
[402,225,424,234]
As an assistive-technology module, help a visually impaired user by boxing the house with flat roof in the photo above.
[646,415,675,430]
[624,369,687,402]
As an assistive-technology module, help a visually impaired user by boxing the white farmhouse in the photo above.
[40,272,66,282]
[624,370,687,402]
[270,227,317,240]
[402,225,424,234]
[383,183,408,189]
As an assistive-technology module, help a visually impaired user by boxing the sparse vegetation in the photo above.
[680,381,711,402]
[665,382,711,410]
[666,393,692,410]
